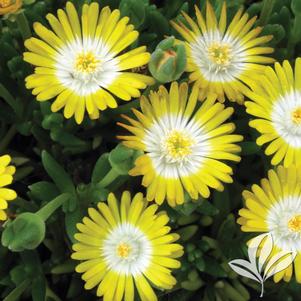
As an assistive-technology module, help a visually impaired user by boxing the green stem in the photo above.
[0,84,19,114]
[98,168,119,187]
[16,12,31,40]
[36,193,70,221]
[3,278,31,301]
[258,0,275,26]
[0,125,17,153]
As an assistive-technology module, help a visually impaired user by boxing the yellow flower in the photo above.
[238,165,301,283]
[245,59,301,167]
[0,155,17,221]
[0,0,21,15]
[118,82,243,206]
[24,1,154,124]
[171,1,274,104]
[72,191,183,301]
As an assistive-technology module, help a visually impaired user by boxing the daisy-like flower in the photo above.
[72,191,183,301]
[171,2,274,103]
[117,82,243,206]
[0,155,17,221]
[0,0,21,15]
[245,59,301,167]
[238,165,301,283]
[24,2,153,124]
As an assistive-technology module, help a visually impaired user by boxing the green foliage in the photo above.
[0,0,301,300]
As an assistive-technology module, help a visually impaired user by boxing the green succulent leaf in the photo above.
[41,151,75,195]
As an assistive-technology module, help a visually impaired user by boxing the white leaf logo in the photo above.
[263,251,296,281]
[229,233,296,297]
[229,259,262,283]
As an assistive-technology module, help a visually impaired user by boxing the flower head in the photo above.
[24,1,153,124]
[0,0,21,15]
[238,165,301,283]
[148,36,186,83]
[72,191,183,300]
[118,82,243,206]
[246,59,301,167]
[171,2,274,103]
[0,155,16,221]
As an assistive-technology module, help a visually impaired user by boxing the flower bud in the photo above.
[149,36,186,83]
[0,0,22,15]
[1,213,45,252]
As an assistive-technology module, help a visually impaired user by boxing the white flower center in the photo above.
[55,38,120,96]
[291,107,301,125]
[271,91,301,148]
[102,223,152,275]
[143,115,211,178]
[288,215,301,233]
[70,50,105,86]
[267,196,301,252]
[190,31,246,82]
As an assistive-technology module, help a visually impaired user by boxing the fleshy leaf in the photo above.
[41,151,75,194]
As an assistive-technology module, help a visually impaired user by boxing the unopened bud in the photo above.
[149,36,186,83]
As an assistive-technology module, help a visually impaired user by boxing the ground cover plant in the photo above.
[1,0,301,300]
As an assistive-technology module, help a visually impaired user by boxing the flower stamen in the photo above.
[75,52,99,74]
[208,42,232,69]
[117,242,131,258]
[163,130,193,163]
[288,215,301,232]
[292,107,301,125]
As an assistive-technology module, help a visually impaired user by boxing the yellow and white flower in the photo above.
[0,155,16,221]
[72,191,183,301]
[118,82,243,206]
[238,165,301,283]
[171,2,274,103]
[246,59,301,167]
[24,1,153,124]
